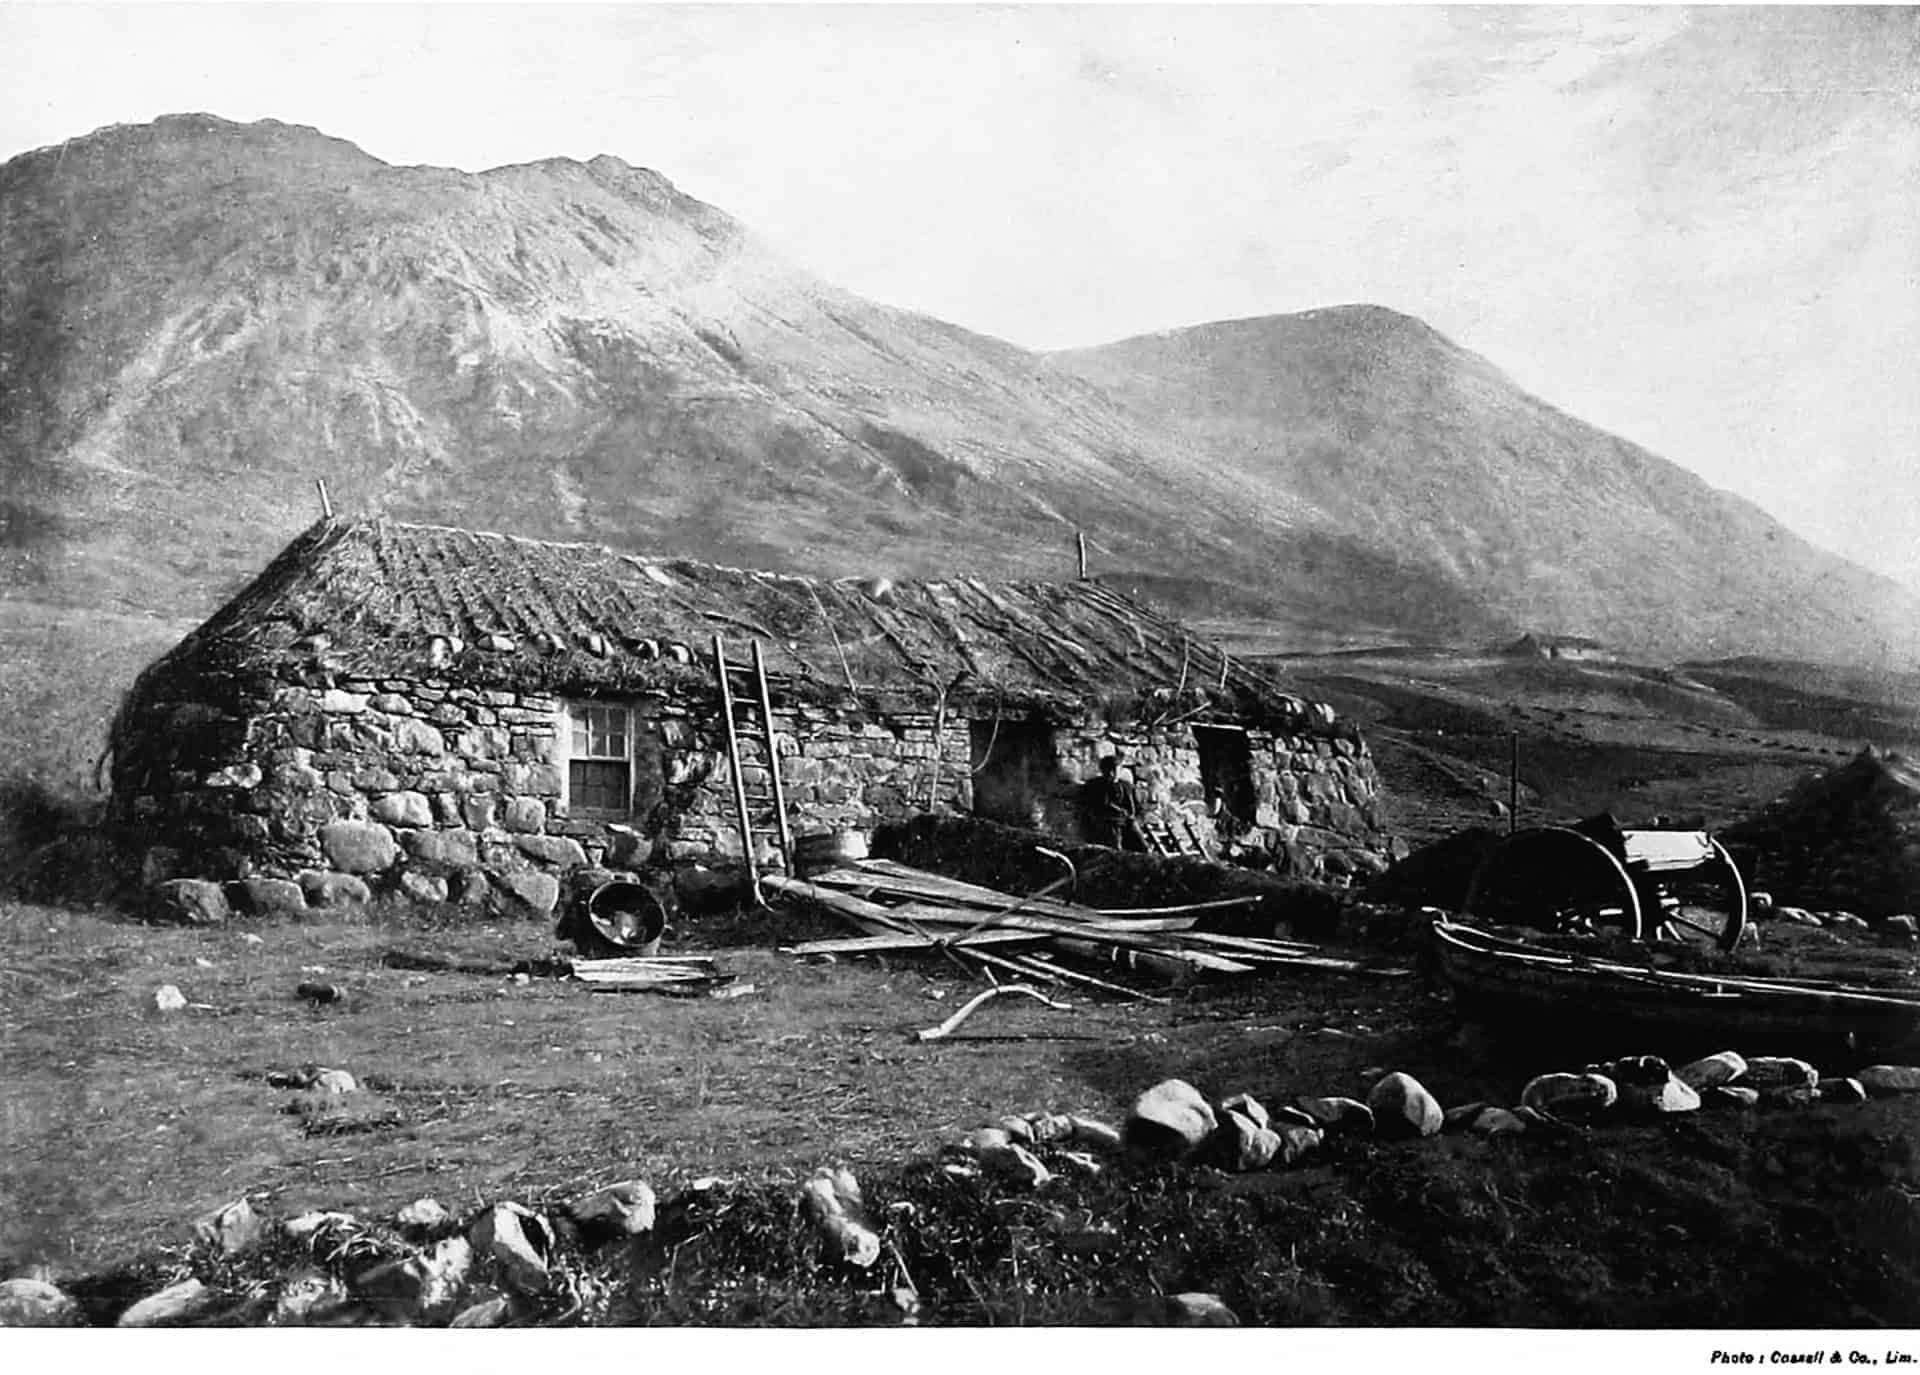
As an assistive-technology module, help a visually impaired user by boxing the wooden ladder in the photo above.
[713,635,795,905]
[1142,812,1211,860]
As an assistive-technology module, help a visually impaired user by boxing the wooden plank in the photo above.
[820,862,1104,921]
[1050,936,1255,979]
[781,929,1049,956]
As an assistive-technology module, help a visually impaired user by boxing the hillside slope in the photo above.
[3,114,1914,669]
[0,115,1495,645]
[1052,309,1920,663]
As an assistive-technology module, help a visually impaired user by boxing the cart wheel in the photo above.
[1463,826,1644,941]
[1649,839,1747,953]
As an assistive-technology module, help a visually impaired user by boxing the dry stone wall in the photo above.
[115,671,1389,911]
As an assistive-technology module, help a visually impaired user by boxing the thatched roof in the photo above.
[130,517,1342,730]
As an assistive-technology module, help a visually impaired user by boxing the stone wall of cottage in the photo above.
[116,673,1390,914]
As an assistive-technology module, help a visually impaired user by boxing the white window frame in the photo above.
[559,700,638,818]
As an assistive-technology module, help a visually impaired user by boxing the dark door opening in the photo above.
[1194,725,1257,834]
[969,718,1062,829]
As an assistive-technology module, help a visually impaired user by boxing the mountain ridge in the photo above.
[3,114,1915,669]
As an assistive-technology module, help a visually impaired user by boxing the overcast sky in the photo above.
[4,3,1916,591]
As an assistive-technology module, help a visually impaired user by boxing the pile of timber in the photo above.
[570,955,738,996]
[765,859,1403,1000]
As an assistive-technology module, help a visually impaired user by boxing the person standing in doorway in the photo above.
[1084,753,1148,851]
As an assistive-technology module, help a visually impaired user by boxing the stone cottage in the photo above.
[109,516,1389,916]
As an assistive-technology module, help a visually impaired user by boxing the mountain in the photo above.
[4,113,1916,669]
[1049,309,1920,663]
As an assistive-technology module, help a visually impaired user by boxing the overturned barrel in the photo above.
[577,880,668,958]
[792,829,869,877]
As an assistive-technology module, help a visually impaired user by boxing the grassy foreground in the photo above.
[4,899,1920,1326]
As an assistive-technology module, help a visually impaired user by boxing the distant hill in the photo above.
[3,113,1916,672]
[1051,308,1920,664]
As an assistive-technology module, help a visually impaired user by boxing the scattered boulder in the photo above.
[1469,1107,1529,1136]
[393,1197,454,1237]
[1213,1112,1280,1171]
[995,1115,1037,1146]
[358,1236,473,1323]
[310,1067,358,1095]
[1274,1124,1325,1166]
[1520,1072,1618,1120]
[1819,1077,1869,1104]
[469,1203,553,1295]
[152,878,229,926]
[1219,1092,1270,1130]
[153,984,188,1013]
[1164,1292,1239,1327]
[270,1268,352,1326]
[284,1210,359,1245]
[1858,1065,1920,1097]
[1676,1051,1747,1090]
[569,1180,658,1242]
[1067,1116,1123,1152]
[1295,1095,1375,1135]
[0,1277,80,1327]
[1053,1150,1103,1178]
[1025,1112,1076,1144]
[1742,1057,1819,1093]
[117,1277,216,1327]
[1703,1085,1762,1109]
[1365,1071,1444,1139]
[980,1140,1053,1188]
[1125,1079,1217,1159]
[448,1292,515,1328]
[800,1167,881,1268]
[1593,1058,1699,1115]
[1885,915,1919,942]
[193,1197,265,1257]
[1442,1100,1492,1132]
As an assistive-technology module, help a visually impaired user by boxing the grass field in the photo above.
[6,896,1920,1326]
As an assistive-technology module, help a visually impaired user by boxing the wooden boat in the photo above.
[1430,915,1920,1059]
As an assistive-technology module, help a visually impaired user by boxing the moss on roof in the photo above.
[127,517,1342,731]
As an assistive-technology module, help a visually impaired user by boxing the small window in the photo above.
[567,703,633,815]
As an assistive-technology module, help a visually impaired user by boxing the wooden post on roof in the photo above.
[1076,531,1088,580]
[314,478,333,519]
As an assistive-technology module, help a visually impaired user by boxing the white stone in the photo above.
[1067,1115,1123,1152]
[1165,1292,1239,1326]
[153,984,188,1013]
[118,1277,215,1327]
[1216,1112,1280,1171]
[1366,1071,1444,1138]
[1818,1077,1869,1104]
[1274,1124,1325,1165]
[800,1167,882,1267]
[1858,1065,1920,1096]
[394,1196,453,1234]
[1742,1057,1819,1091]
[469,1204,551,1295]
[1295,1095,1375,1135]
[1219,1092,1269,1130]
[1469,1107,1529,1136]
[359,1236,473,1323]
[321,689,369,714]
[1676,1051,1748,1090]
[193,1197,265,1256]
[1520,1072,1618,1119]
[270,1268,351,1326]
[1125,1079,1217,1158]
[570,1180,657,1238]
[0,1277,80,1327]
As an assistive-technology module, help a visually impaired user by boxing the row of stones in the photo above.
[1109,1052,1920,1178]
